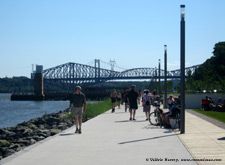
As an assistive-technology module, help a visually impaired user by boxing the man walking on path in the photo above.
[127,85,139,120]
[70,86,86,134]
[110,89,117,113]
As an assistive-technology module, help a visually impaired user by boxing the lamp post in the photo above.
[180,4,185,134]
[158,59,161,96]
[164,45,167,108]
[155,67,157,94]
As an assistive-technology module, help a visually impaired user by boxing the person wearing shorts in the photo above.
[124,88,130,112]
[70,86,86,134]
[110,89,117,113]
[127,85,139,120]
[117,92,122,109]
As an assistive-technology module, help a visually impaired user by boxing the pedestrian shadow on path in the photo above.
[134,120,147,123]
[118,134,175,145]
[218,137,225,140]
[59,133,74,136]
[164,130,173,133]
[114,112,126,114]
[115,120,147,123]
[115,120,130,123]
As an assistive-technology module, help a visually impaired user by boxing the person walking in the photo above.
[127,85,139,120]
[138,90,142,105]
[69,86,86,134]
[110,89,117,113]
[117,92,122,109]
[142,89,152,121]
[124,88,130,112]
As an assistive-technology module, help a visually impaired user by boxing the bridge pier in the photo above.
[34,65,44,98]
[95,59,101,83]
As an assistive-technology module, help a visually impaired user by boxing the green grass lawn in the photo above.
[67,98,112,119]
[83,99,112,118]
[192,109,225,124]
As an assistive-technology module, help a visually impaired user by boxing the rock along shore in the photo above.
[0,109,88,160]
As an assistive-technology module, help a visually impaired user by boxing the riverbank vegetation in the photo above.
[84,99,112,118]
[0,77,33,93]
[0,77,65,93]
[67,98,112,119]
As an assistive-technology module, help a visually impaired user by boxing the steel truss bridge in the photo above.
[32,60,200,88]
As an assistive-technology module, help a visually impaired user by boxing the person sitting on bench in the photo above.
[164,96,180,128]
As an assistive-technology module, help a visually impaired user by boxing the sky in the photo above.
[0,0,224,78]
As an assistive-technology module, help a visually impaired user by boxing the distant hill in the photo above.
[186,42,225,91]
[0,77,33,93]
[0,76,65,93]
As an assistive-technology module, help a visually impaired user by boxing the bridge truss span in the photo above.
[117,68,156,79]
[32,61,201,86]
[42,62,120,84]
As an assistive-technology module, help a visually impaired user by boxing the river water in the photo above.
[0,93,70,128]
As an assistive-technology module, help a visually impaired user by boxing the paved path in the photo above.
[176,110,225,165]
[1,105,195,165]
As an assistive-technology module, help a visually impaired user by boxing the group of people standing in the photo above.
[110,86,182,126]
[110,85,139,120]
[110,85,159,121]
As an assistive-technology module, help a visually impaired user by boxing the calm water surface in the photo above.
[0,93,70,128]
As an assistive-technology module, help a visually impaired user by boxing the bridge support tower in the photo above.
[34,65,44,97]
[95,59,101,83]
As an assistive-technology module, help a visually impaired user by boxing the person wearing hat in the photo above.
[142,89,153,121]
[164,96,180,128]
[69,86,86,134]
[167,95,175,110]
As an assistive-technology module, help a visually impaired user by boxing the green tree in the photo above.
[186,42,225,92]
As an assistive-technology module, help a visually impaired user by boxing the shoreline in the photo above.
[0,108,89,160]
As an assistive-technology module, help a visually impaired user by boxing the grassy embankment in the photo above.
[67,98,112,119]
[192,109,225,124]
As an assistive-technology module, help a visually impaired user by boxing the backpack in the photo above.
[146,100,150,105]
[145,95,150,105]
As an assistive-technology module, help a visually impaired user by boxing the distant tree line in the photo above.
[0,77,33,93]
[0,77,66,93]
[0,76,153,93]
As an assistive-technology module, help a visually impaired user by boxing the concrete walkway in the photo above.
[176,110,225,165]
[1,105,195,165]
